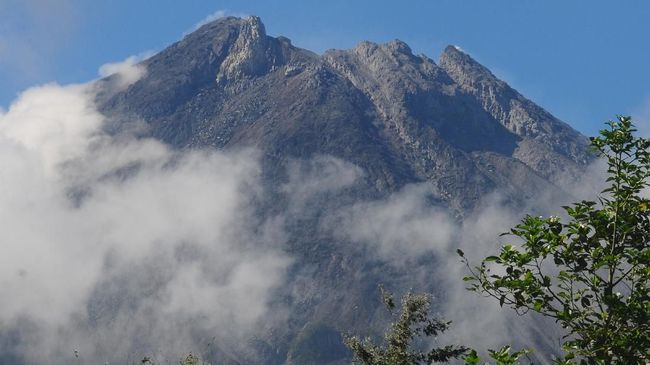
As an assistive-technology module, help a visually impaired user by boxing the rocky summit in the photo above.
[97,16,591,364]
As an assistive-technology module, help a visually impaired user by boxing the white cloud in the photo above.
[0,81,291,364]
[322,173,604,360]
[328,184,454,261]
[0,49,614,364]
[194,9,228,28]
[184,9,249,36]
[282,155,364,215]
[0,83,102,174]
[98,55,150,91]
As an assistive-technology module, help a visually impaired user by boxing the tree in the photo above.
[344,286,531,365]
[459,116,650,364]
[344,286,469,365]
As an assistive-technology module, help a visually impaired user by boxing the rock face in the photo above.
[97,16,591,364]
[99,16,589,213]
[438,45,589,184]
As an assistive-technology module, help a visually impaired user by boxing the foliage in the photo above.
[343,286,532,365]
[343,286,468,364]
[459,116,650,364]
[463,346,530,365]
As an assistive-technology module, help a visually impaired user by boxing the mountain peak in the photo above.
[241,15,267,39]
[383,39,413,56]
[439,44,495,83]
[97,20,592,363]
[103,15,590,202]
[184,15,269,60]
[351,40,379,56]
[187,16,245,40]
[442,44,466,55]
[189,15,265,36]
[215,15,279,83]
[438,43,589,166]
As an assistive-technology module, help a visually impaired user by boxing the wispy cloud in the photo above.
[98,54,152,91]
[184,9,249,36]
[0,35,613,364]
[327,184,454,261]
[0,77,291,364]
[312,165,604,362]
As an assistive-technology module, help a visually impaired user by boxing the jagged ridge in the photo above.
[99,16,590,211]
[96,16,591,364]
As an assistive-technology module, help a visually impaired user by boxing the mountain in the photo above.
[96,16,591,364]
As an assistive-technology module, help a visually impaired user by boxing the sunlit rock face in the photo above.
[95,16,591,365]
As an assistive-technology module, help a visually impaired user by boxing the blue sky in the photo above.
[1,0,648,136]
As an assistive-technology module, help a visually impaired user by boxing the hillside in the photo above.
[94,16,591,364]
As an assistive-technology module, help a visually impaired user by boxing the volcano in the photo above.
[95,16,590,364]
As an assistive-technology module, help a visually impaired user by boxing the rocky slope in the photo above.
[96,16,591,364]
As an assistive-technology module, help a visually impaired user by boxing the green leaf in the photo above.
[459,116,650,364]
[462,349,479,365]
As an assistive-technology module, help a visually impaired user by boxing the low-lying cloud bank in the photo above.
[0,57,613,364]
[318,161,606,360]
[326,184,568,357]
[0,69,290,364]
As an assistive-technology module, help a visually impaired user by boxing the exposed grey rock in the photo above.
[95,16,592,364]
[439,45,590,183]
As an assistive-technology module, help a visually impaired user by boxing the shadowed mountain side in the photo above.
[439,45,590,183]
[98,17,589,213]
[94,16,592,364]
